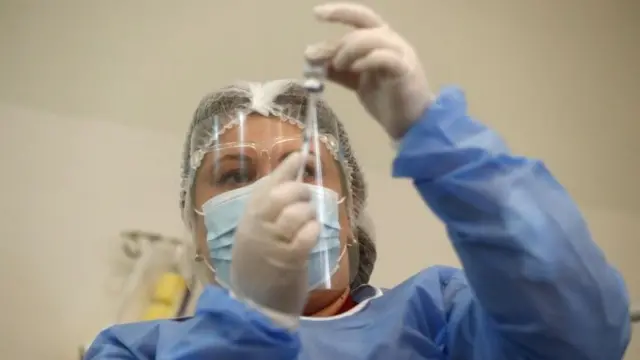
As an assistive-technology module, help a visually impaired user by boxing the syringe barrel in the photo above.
[303,60,326,93]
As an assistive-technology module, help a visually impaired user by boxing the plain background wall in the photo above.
[0,0,638,359]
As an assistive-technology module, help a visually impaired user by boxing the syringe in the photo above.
[297,60,326,182]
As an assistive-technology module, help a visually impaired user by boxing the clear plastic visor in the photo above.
[191,112,346,291]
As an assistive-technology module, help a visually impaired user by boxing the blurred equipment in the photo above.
[631,307,640,323]
[80,230,195,359]
[114,230,194,323]
[141,265,188,321]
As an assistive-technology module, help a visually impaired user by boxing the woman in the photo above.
[86,3,630,359]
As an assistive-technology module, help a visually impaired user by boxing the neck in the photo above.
[304,287,351,317]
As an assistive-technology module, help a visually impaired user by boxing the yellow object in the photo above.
[152,272,187,303]
[141,272,187,321]
[142,303,176,321]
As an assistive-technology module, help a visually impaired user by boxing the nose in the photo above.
[256,149,273,178]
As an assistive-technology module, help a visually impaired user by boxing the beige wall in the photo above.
[0,0,638,359]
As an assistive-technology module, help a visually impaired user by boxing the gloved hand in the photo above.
[305,3,434,139]
[230,152,320,330]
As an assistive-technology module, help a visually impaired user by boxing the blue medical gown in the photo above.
[85,87,630,360]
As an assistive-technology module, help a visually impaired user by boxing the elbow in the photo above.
[502,235,631,359]
[501,267,631,360]
[609,309,632,359]
[554,267,631,360]
[590,269,631,358]
[523,185,631,356]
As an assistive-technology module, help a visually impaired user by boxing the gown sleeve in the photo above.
[392,87,631,360]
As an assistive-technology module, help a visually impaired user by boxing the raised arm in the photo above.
[393,87,631,360]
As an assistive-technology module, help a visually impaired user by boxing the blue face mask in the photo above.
[200,182,343,290]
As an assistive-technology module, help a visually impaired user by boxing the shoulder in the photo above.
[85,317,192,359]
[86,286,295,358]
[381,266,470,310]
[394,265,467,290]
[359,266,472,342]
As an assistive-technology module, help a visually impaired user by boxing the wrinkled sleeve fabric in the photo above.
[84,286,300,360]
[393,87,631,360]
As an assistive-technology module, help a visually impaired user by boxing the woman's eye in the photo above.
[303,166,316,180]
[217,169,253,185]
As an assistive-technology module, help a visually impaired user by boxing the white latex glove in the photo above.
[230,153,320,329]
[306,3,434,139]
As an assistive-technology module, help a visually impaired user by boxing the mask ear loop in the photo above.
[346,233,360,285]
[192,200,227,288]
[334,194,360,284]
[192,204,214,285]
[194,252,217,286]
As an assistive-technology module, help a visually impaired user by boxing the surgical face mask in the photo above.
[199,182,344,290]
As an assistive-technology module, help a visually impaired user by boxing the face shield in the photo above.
[188,107,348,291]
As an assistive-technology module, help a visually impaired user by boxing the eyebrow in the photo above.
[216,153,254,163]
[278,150,314,163]
[278,150,326,169]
